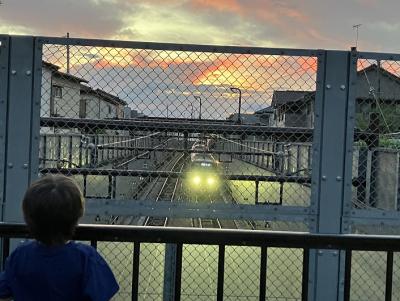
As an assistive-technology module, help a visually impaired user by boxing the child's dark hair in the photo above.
[22,175,84,245]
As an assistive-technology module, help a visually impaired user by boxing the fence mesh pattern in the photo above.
[40,42,317,225]
[13,38,394,300]
[352,58,400,211]
[35,41,318,300]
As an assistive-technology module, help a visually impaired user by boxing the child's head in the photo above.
[22,175,84,245]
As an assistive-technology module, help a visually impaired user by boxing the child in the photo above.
[0,175,119,301]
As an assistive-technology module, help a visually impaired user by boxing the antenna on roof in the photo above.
[352,24,362,49]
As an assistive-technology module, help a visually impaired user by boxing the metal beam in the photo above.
[313,50,352,301]
[40,167,311,183]
[38,36,319,57]
[3,36,38,223]
[97,146,276,157]
[3,223,400,252]
[0,35,10,222]
[40,117,314,141]
[85,198,313,221]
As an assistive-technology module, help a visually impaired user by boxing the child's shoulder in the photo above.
[13,240,37,253]
[70,242,106,263]
[68,242,99,257]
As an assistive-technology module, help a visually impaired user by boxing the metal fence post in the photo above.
[163,243,177,301]
[312,50,353,300]
[339,47,358,301]
[3,36,40,222]
[0,35,10,224]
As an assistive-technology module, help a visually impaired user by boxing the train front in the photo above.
[184,152,221,200]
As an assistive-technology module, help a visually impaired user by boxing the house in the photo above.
[270,90,314,128]
[80,86,127,120]
[354,64,400,131]
[270,64,400,131]
[41,61,88,118]
[254,106,275,126]
[42,61,129,121]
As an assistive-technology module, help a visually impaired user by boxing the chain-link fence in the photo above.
[36,40,318,299]
[3,34,400,300]
[351,58,400,211]
[39,40,317,226]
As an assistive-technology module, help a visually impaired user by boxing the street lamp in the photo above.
[230,87,242,124]
[194,96,202,119]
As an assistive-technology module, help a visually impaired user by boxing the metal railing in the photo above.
[1,223,399,301]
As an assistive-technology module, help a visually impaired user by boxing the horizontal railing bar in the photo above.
[40,117,375,142]
[40,167,362,187]
[40,167,311,183]
[2,224,400,251]
[97,146,276,156]
[37,35,320,57]
[40,117,314,140]
[84,199,312,221]
[358,51,400,61]
[40,132,313,146]
[348,209,400,221]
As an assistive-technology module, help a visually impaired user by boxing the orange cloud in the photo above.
[193,54,317,91]
[45,44,317,93]
[191,0,242,13]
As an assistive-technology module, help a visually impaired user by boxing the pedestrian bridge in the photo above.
[1,34,400,300]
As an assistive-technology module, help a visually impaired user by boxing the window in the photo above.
[79,99,87,118]
[108,104,112,115]
[52,85,62,98]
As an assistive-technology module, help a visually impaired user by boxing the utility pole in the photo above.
[352,24,362,49]
[66,32,70,73]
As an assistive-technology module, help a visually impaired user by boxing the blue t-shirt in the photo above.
[0,240,119,301]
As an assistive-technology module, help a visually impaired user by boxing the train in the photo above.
[183,141,222,199]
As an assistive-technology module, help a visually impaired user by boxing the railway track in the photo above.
[105,154,185,226]
[107,154,256,230]
[143,154,186,227]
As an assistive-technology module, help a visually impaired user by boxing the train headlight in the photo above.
[192,176,201,185]
[207,177,216,186]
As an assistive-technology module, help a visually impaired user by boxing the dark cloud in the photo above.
[0,0,132,38]
[1,0,400,52]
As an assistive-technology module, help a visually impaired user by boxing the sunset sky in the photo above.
[2,0,399,118]
[1,0,400,52]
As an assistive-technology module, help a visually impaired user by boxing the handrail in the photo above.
[1,223,400,251]
[0,223,398,301]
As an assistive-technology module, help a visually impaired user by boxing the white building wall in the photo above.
[99,99,117,119]
[40,66,52,117]
[81,94,120,120]
[52,77,81,118]
[82,94,100,119]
